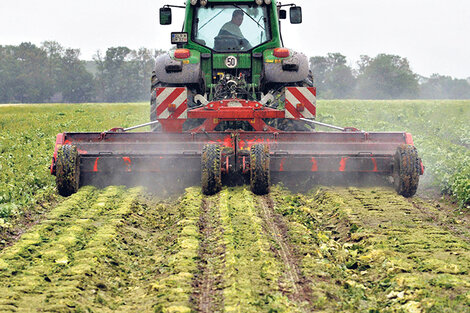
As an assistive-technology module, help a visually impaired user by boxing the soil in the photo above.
[259,196,313,311]
[191,198,226,313]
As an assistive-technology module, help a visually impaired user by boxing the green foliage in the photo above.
[0,103,147,220]
[355,54,419,99]
[318,99,470,207]
[420,74,470,99]
[310,53,356,99]
[0,42,166,104]
[450,167,470,209]
[311,53,470,100]
[0,43,54,103]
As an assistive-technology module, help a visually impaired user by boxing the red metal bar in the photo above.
[188,100,285,120]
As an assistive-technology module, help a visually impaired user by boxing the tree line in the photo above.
[0,42,164,104]
[1,42,469,103]
[311,53,470,99]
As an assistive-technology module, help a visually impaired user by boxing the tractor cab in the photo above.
[193,5,271,52]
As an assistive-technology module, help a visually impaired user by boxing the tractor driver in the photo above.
[218,10,252,50]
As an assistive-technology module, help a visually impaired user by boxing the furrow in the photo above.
[191,197,226,313]
[257,195,313,312]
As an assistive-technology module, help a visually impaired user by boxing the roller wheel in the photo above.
[201,144,222,195]
[250,144,270,195]
[56,145,80,197]
[393,144,421,198]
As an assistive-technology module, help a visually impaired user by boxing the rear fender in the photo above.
[154,53,202,84]
[263,50,309,83]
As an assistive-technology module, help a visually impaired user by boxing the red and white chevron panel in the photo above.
[285,87,316,119]
[156,87,188,119]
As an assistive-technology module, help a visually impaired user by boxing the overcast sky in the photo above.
[1,0,469,78]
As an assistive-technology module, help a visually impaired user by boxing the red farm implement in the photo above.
[51,86,424,197]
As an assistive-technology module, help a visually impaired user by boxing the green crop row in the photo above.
[270,186,470,312]
[0,186,143,310]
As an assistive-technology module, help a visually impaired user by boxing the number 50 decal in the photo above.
[225,56,238,68]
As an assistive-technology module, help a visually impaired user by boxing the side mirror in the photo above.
[290,6,302,24]
[279,10,287,20]
[160,7,172,25]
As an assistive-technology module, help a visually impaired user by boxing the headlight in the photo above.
[255,0,263,5]
[265,0,272,4]
[190,0,198,5]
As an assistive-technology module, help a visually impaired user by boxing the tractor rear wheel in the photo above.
[201,144,222,195]
[56,145,80,197]
[393,144,421,197]
[250,144,270,195]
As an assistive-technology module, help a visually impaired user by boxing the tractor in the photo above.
[51,0,424,197]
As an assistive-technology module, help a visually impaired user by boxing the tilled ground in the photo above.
[0,186,469,312]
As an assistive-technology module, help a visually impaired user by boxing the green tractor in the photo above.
[152,0,312,132]
[51,0,423,198]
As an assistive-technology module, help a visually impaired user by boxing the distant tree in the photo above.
[93,50,107,102]
[41,41,64,94]
[94,47,164,102]
[0,43,54,103]
[420,74,470,99]
[355,54,419,99]
[310,53,355,99]
[58,49,94,102]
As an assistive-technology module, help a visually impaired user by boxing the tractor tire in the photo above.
[303,70,314,88]
[201,144,222,195]
[393,144,421,198]
[250,144,270,195]
[56,145,80,197]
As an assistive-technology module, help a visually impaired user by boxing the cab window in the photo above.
[193,5,271,52]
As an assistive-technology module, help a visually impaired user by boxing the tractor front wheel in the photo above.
[393,144,421,198]
[56,145,80,197]
[250,144,270,195]
[201,144,222,195]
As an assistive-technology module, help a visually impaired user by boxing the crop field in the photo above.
[0,101,469,312]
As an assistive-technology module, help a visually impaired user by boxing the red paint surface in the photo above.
[279,158,286,172]
[288,87,317,117]
[405,133,414,145]
[311,157,318,172]
[339,157,350,172]
[371,157,378,172]
[156,88,185,116]
[123,157,132,172]
[93,158,100,172]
